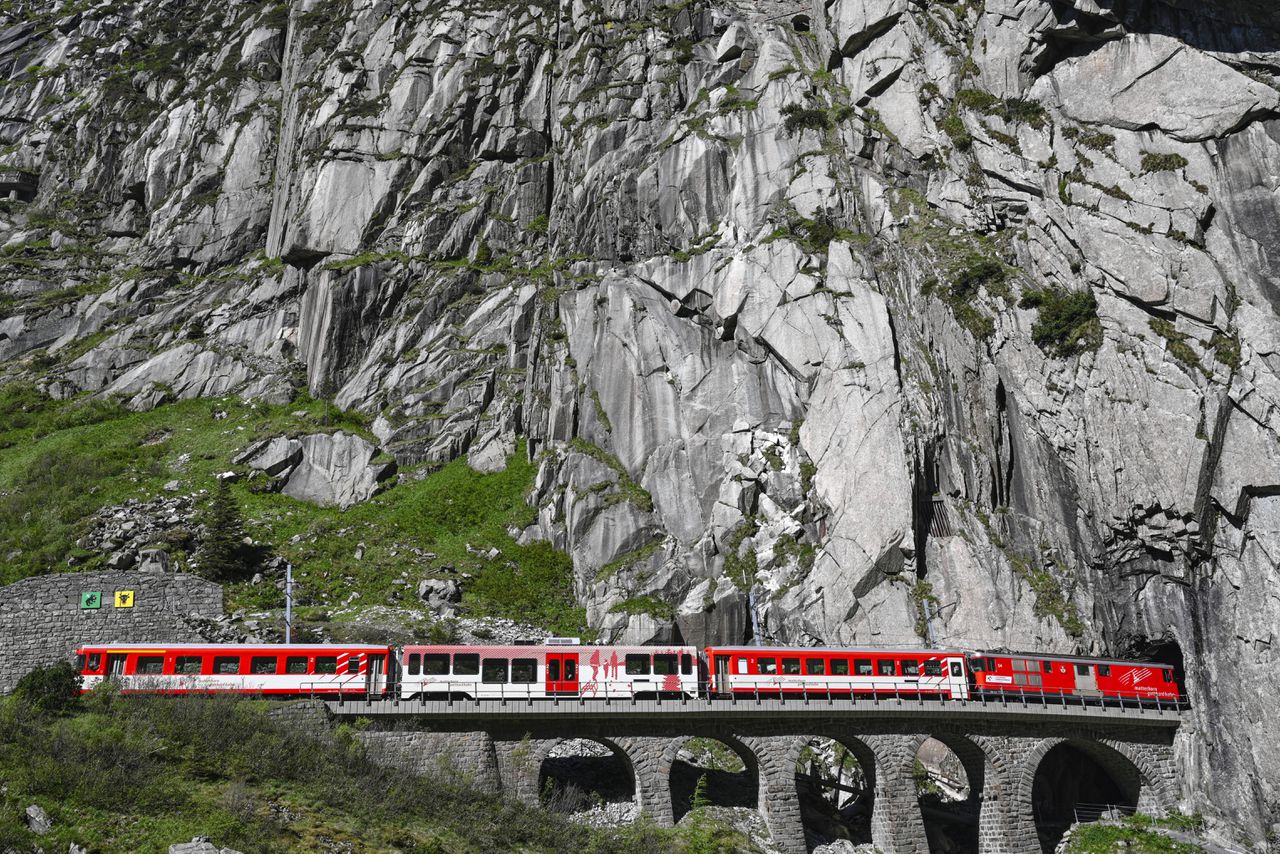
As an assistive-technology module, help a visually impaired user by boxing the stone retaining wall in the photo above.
[0,571,222,692]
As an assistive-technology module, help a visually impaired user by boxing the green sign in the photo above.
[81,591,102,610]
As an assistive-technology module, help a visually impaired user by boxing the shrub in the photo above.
[1019,288,1103,358]
[1141,152,1189,173]
[780,104,832,134]
[13,661,80,714]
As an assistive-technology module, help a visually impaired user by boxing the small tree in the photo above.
[691,773,711,812]
[196,479,252,581]
[14,660,80,714]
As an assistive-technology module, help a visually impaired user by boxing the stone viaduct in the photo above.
[328,696,1183,854]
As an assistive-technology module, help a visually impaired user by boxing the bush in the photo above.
[780,104,832,134]
[13,661,80,714]
[1141,152,1189,174]
[1019,288,1103,358]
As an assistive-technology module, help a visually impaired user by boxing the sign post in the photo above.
[285,561,293,644]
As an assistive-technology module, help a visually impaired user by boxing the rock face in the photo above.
[239,431,397,508]
[2,0,1280,843]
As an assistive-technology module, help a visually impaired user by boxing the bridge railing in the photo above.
[317,678,1186,714]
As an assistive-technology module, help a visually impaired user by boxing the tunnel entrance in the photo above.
[1032,742,1140,852]
[537,738,636,820]
[671,736,758,822]
[795,736,875,848]
[915,736,981,854]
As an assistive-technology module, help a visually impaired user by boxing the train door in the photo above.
[546,653,578,695]
[1074,662,1099,697]
[714,655,730,696]
[947,658,969,699]
[365,654,386,697]
[106,654,127,681]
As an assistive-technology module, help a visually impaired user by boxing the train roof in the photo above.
[76,643,391,651]
[705,646,966,655]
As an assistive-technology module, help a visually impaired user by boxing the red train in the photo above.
[73,642,1183,705]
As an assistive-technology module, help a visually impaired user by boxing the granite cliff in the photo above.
[1,0,1278,844]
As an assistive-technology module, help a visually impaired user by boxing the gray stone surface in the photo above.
[0,571,223,692]
[279,431,397,509]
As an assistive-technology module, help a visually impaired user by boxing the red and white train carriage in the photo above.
[398,642,700,700]
[705,646,971,698]
[76,643,391,697]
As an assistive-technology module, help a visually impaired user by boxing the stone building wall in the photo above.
[0,570,223,692]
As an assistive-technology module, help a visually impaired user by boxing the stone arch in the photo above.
[535,736,638,816]
[786,733,879,850]
[664,733,760,823]
[1015,737,1155,853]
[914,733,990,854]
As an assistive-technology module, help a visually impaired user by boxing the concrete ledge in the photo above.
[323,696,1184,727]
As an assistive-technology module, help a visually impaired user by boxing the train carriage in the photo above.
[705,646,971,698]
[75,643,393,697]
[398,643,700,700]
[968,653,1180,702]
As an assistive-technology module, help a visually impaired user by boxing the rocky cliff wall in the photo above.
[0,571,224,691]
[1,0,1278,843]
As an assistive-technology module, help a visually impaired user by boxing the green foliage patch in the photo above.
[1019,288,1103,358]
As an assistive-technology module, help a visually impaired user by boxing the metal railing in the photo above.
[315,678,1187,715]
[1073,802,1137,823]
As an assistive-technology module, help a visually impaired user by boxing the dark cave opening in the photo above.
[1032,742,1140,853]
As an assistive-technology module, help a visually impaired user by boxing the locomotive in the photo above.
[74,641,1183,705]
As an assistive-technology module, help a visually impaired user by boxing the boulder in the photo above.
[234,436,304,476]
[25,804,51,835]
[280,432,397,509]
[676,578,750,649]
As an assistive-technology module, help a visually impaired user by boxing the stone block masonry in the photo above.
[0,571,223,693]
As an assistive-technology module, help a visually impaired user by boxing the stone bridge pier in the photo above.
[355,714,1179,854]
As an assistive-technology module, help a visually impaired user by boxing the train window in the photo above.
[901,659,919,677]
[681,654,693,675]
[422,655,449,675]
[832,659,849,676]
[986,657,996,670]
[548,660,561,681]
[481,659,508,683]
[950,662,963,677]
[923,661,942,676]
[407,654,421,676]
[626,655,651,676]
[348,657,360,674]
[285,657,308,675]
[806,659,826,675]
[855,659,873,676]
[175,656,201,675]
[454,654,479,676]
[737,658,748,674]
[759,657,777,674]
[511,659,537,683]
[1014,673,1028,685]
[250,657,277,675]
[1012,658,1028,672]
[75,654,85,671]
[565,659,576,679]
[1076,663,1089,676]
[877,660,895,676]
[1028,674,1042,687]
[1097,664,1111,677]
[969,658,984,672]
[1162,670,1173,683]
[315,657,338,674]
[1043,660,1053,674]
[213,656,241,675]
[782,658,801,675]
[136,656,164,675]
[654,655,678,675]
[87,653,101,672]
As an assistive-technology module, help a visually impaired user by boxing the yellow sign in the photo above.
[114,590,135,608]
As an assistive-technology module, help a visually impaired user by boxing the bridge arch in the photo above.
[787,734,879,849]
[535,736,638,817]
[1015,736,1168,852]
[665,733,760,823]
[913,732,992,854]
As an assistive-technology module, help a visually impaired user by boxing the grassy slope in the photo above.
[0,385,585,635]
[0,693,759,854]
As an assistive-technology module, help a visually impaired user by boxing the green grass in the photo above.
[1019,288,1103,358]
[0,387,586,636]
[1067,821,1205,853]
[0,692,732,854]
